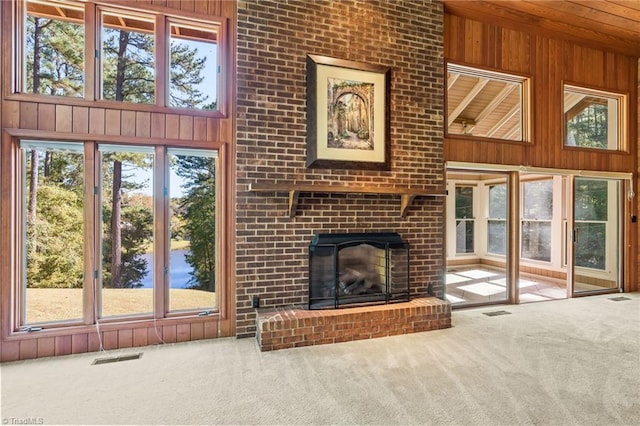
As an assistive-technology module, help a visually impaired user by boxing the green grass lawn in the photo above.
[24,288,217,324]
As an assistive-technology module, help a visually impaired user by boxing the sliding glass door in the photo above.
[570,178,622,294]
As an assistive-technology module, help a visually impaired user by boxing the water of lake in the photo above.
[140,250,193,289]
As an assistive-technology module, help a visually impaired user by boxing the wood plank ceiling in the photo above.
[443,0,640,57]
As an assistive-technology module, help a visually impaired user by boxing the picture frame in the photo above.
[306,54,390,170]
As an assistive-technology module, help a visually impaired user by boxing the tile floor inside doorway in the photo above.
[446,267,567,306]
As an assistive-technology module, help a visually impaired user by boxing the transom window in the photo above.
[564,85,626,151]
[25,0,85,97]
[20,0,222,111]
[447,63,530,142]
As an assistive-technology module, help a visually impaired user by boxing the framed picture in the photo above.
[306,54,390,170]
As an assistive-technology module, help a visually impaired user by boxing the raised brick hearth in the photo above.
[256,297,451,351]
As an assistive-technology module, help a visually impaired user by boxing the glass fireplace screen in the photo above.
[308,233,410,309]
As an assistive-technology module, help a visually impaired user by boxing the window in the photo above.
[25,0,85,97]
[455,186,474,254]
[17,140,219,327]
[169,22,219,110]
[574,179,608,270]
[20,141,85,324]
[564,85,626,151]
[447,64,530,141]
[18,1,222,111]
[521,180,553,262]
[168,150,218,312]
[487,184,507,255]
[101,11,155,104]
[99,145,155,317]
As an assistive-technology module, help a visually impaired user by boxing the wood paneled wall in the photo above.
[444,13,637,173]
[0,0,236,362]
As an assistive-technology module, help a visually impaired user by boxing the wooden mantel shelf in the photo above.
[249,183,446,218]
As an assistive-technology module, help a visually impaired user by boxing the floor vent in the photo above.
[609,296,631,302]
[92,353,143,365]
[483,310,511,317]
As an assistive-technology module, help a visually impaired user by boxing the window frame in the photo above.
[562,83,628,153]
[10,137,222,331]
[11,0,227,116]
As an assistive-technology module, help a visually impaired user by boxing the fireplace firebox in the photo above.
[309,233,410,309]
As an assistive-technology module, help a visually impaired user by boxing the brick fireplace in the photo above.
[236,0,446,341]
[256,232,450,351]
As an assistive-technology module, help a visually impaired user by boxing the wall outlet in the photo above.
[252,295,260,308]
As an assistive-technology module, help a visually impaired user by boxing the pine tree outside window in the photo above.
[25,0,85,97]
[564,85,627,151]
[19,1,222,112]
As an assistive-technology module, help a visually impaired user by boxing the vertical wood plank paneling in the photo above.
[193,116,207,140]
[136,112,151,138]
[56,105,73,132]
[194,0,207,15]
[1,340,19,362]
[2,100,20,128]
[484,24,499,69]
[181,0,195,13]
[87,332,102,352]
[503,29,530,73]
[19,339,38,360]
[89,108,105,135]
[147,327,163,345]
[72,334,89,354]
[162,325,177,343]
[54,335,72,356]
[465,19,483,64]
[105,109,121,135]
[37,337,55,358]
[103,330,118,350]
[121,110,136,137]
[165,114,180,139]
[118,329,133,348]
[151,113,166,138]
[207,117,220,141]
[73,106,89,134]
[166,0,181,11]
[190,322,204,340]
[133,328,148,347]
[204,320,219,339]
[179,115,193,140]
[176,323,190,342]
[37,104,56,131]
[19,102,38,129]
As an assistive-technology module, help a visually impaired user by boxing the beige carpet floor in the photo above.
[1,292,639,425]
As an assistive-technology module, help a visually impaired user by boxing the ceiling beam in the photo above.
[447,73,460,90]
[448,79,489,127]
